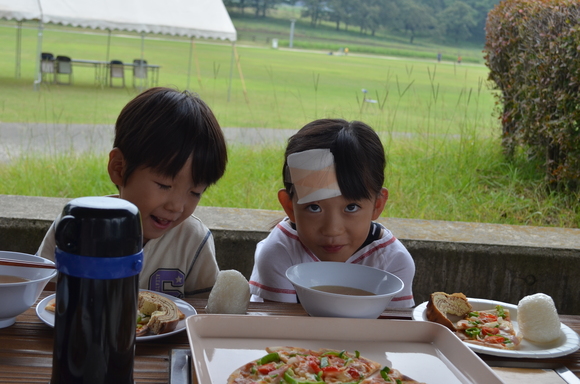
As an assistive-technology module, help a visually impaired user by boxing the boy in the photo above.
[37,87,228,298]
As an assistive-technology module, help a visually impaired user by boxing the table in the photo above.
[1,292,578,383]
[70,59,108,85]
[46,59,161,88]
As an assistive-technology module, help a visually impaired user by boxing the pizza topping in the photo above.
[229,347,414,384]
[257,352,281,365]
[227,347,426,384]
[455,305,522,349]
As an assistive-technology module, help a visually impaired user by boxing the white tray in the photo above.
[186,314,504,384]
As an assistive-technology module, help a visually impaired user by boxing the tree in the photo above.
[250,0,278,17]
[327,0,354,31]
[395,0,437,43]
[223,0,250,15]
[437,1,477,43]
[301,0,327,27]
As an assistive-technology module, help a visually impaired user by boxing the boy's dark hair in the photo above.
[283,119,385,201]
[114,87,227,187]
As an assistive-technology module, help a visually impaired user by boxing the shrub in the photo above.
[484,0,580,188]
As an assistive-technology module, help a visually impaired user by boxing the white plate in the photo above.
[412,298,580,358]
[186,314,504,384]
[36,290,196,341]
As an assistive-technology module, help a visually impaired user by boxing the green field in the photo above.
[0,18,578,228]
[0,20,494,134]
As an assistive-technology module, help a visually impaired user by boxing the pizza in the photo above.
[362,366,426,384]
[227,346,424,384]
[454,305,522,350]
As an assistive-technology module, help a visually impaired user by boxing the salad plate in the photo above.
[412,298,580,358]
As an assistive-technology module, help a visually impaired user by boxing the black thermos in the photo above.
[50,197,143,384]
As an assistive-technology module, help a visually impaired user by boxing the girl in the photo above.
[249,119,415,306]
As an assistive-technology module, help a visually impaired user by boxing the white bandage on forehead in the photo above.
[287,148,342,204]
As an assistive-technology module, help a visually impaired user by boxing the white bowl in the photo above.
[286,262,404,319]
[0,251,56,328]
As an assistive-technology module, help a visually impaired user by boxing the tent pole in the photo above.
[101,29,112,88]
[33,21,43,91]
[187,37,193,90]
[15,21,22,79]
[106,29,111,63]
[228,42,235,102]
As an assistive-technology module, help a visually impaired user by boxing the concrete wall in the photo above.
[1,194,579,314]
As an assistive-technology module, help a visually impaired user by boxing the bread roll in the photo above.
[518,293,561,343]
[206,270,251,314]
[426,292,472,331]
[137,291,185,336]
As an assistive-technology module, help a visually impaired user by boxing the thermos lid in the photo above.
[55,196,143,258]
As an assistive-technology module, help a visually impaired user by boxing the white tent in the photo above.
[0,0,237,88]
[40,0,237,41]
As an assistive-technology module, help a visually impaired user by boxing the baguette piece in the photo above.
[137,291,185,336]
[426,292,472,331]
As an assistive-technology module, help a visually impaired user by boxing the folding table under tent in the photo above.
[0,0,237,90]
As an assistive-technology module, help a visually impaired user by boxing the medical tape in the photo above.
[287,148,342,204]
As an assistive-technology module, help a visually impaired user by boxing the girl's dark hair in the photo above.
[283,119,385,201]
[113,87,227,187]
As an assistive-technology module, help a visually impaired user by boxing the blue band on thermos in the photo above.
[55,248,143,280]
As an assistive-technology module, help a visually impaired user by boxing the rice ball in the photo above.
[206,270,251,314]
[517,293,562,343]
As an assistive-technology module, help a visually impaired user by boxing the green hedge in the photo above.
[484,0,580,187]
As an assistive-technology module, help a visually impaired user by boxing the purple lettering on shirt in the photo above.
[148,269,185,298]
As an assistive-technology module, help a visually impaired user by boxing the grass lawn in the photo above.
[0,21,495,135]
[0,19,578,228]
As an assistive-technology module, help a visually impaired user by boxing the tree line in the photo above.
[225,0,500,44]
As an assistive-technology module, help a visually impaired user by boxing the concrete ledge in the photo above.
[1,194,579,314]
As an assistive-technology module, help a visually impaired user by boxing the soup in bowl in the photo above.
[286,262,404,319]
[0,251,56,328]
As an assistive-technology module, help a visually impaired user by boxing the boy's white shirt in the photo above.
[249,218,416,307]
[36,198,218,298]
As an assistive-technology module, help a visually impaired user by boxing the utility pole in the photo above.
[289,19,296,48]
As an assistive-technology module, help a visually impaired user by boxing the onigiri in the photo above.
[206,270,251,314]
[517,293,561,343]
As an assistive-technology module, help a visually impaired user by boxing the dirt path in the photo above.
[0,123,297,162]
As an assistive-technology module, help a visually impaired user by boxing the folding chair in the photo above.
[40,52,55,83]
[132,59,148,88]
[109,60,125,87]
[55,56,73,85]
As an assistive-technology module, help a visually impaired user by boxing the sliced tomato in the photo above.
[484,335,507,344]
[479,312,498,322]
[482,327,500,335]
[347,367,360,379]
[257,362,278,374]
[322,366,339,373]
